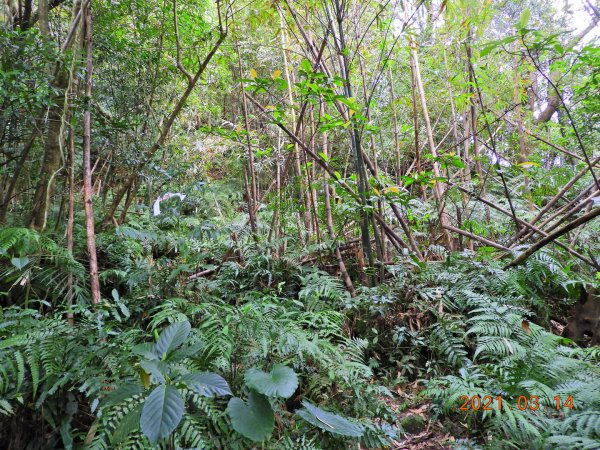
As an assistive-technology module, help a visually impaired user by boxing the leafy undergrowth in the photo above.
[0,222,599,449]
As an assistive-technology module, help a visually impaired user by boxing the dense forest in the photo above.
[0,0,599,448]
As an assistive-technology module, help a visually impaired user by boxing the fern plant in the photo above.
[417,257,600,449]
[0,227,89,306]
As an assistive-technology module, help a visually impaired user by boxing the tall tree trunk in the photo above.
[359,54,385,275]
[82,1,100,304]
[66,112,75,324]
[513,51,531,207]
[27,0,84,231]
[279,8,307,238]
[234,32,258,236]
[332,0,374,276]
[322,103,355,295]
[38,0,49,36]
[465,33,490,223]
[388,67,402,180]
[444,49,473,251]
[408,47,425,200]
[410,41,454,250]
[28,71,68,231]
[308,109,322,243]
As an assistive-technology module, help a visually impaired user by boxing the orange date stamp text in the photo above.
[458,395,574,411]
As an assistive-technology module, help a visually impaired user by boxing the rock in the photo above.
[401,414,427,434]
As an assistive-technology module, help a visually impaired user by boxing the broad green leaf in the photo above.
[245,364,298,399]
[132,343,158,360]
[518,8,531,29]
[480,36,518,57]
[10,256,29,270]
[227,391,274,441]
[153,320,191,358]
[479,43,497,58]
[140,385,184,444]
[299,59,312,73]
[180,372,232,397]
[296,400,364,437]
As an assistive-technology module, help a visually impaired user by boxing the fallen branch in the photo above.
[442,224,510,251]
[187,268,218,281]
[505,206,600,269]
[451,183,597,267]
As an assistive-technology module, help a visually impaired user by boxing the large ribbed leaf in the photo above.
[153,321,191,358]
[296,401,364,437]
[180,372,232,397]
[244,364,298,399]
[226,391,274,441]
[140,385,184,444]
[132,343,158,360]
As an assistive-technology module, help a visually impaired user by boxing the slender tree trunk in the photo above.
[117,176,138,224]
[234,32,258,236]
[66,112,75,324]
[410,41,454,249]
[388,67,401,180]
[465,34,491,223]
[444,49,472,250]
[359,55,384,275]
[513,51,530,207]
[322,103,355,295]
[308,109,321,243]
[332,0,374,276]
[279,8,308,246]
[275,129,282,249]
[408,46,425,200]
[82,1,100,304]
